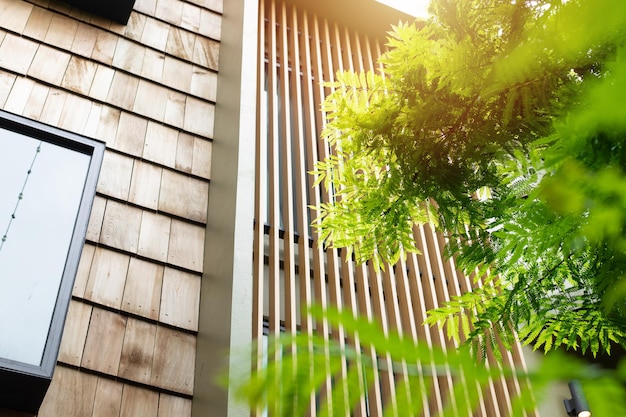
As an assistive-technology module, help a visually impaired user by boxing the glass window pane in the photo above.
[0,130,91,366]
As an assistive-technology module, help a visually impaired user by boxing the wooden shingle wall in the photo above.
[0,0,219,415]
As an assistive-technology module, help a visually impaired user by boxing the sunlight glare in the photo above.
[376,0,431,18]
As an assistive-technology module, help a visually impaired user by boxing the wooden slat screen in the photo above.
[253,0,535,415]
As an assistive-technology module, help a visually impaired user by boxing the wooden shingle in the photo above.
[91,378,123,417]
[0,0,33,34]
[99,200,142,253]
[160,268,201,331]
[119,317,156,384]
[38,367,98,417]
[82,308,127,376]
[120,385,159,417]
[58,300,92,366]
[151,326,195,395]
[129,159,162,210]
[138,211,172,262]
[167,219,204,272]
[85,247,130,309]
[121,257,164,320]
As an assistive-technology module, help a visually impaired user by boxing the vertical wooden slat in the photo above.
[339,31,368,416]
[471,270,512,417]
[267,0,281,343]
[354,30,386,417]
[265,0,289,406]
[454,227,503,417]
[470,276,505,417]
[274,7,301,414]
[316,11,354,413]
[318,17,350,414]
[501,338,523,414]
[425,224,464,408]
[462,224,511,417]
[308,13,331,337]
[250,5,267,400]
[335,23,366,403]
[395,257,432,416]
[487,343,514,417]
[327,24,368,416]
[435,232,490,417]
[413,224,458,411]
[319,18,345,339]
[361,35,377,75]
[406,249,445,414]
[277,0,298,337]
[510,341,538,417]
[354,264,384,417]
[288,2,313,338]
[367,263,397,410]
[289,6,317,415]
[340,253,369,417]
[252,0,266,356]
[300,9,328,341]
[298,9,327,416]
[425,222,487,416]
[382,265,414,413]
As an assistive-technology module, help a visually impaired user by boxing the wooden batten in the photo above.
[267,0,281,344]
[252,0,267,366]
[253,0,532,415]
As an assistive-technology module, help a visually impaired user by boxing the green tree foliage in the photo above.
[233,308,626,416]
[314,0,626,356]
[234,1,626,414]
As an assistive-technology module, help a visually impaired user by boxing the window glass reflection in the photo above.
[0,129,90,366]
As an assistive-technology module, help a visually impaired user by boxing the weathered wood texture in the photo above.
[0,0,219,414]
[36,365,190,417]
[254,0,535,416]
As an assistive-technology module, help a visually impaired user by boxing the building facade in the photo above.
[0,0,531,416]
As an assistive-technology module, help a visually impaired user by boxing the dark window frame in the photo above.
[0,110,104,414]
[64,0,136,24]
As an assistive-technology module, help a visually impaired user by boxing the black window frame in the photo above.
[64,0,136,24]
[0,110,105,414]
